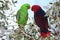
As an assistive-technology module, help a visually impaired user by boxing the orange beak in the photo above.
[28,6,30,9]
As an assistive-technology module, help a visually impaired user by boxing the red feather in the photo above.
[31,5,50,38]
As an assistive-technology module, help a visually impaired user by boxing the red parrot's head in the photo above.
[31,5,41,13]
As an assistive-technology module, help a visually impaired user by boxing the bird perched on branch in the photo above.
[16,3,30,30]
[31,5,50,38]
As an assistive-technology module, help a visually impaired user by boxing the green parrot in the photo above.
[16,3,30,30]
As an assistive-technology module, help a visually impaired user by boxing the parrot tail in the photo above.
[40,31,50,38]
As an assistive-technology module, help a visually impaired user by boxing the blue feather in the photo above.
[36,9,46,16]
[17,14,20,20]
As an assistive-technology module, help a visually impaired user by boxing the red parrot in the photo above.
[31,5,50,38]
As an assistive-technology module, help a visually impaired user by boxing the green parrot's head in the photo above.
[22,3,30,9]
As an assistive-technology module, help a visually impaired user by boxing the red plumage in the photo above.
[31,5,50,38]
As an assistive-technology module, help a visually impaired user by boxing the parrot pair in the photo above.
[16,3,50,38]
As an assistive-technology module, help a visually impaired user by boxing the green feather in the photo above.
[16,3,30,29]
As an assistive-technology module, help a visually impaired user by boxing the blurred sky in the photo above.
[15,0,57,11]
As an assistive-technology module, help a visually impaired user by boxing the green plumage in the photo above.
[16,3,30,30]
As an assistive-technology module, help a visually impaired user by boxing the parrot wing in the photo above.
[36,9,46,16]
[17,14,20,21]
